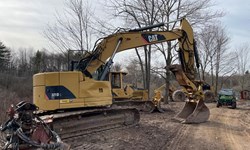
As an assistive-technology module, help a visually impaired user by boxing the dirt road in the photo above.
[165,100,250,150]
[68,100,250,150]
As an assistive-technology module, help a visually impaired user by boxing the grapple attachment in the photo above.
[176,99,210,123]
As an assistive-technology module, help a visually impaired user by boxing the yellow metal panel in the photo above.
[33,71,112,110]
[45,72,59,86]
[79,79,112,106]
[59,72,79,98]
[79,72,84,81]
[112,89,130,99]
[59,99,85,109]
[59,72,84,108]
[84,97,112,107]
[33,73,45,86]
[33,86,60,110]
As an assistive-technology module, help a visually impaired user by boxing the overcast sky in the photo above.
[215,0,250,50]
[0,0,249,52]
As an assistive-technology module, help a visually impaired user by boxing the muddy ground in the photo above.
[68,100,250,150]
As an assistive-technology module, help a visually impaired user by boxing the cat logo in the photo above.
[141,33,165,43]
[148,34,158,42]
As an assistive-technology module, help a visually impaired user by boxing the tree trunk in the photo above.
[210,56,214,87]
[135,48,146,89]
[144,46,148,89]
[147,45,152,100]
[164,41,172,104]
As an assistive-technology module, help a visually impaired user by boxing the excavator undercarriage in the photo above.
[41,107,140,140]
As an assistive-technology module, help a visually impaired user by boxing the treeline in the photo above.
[1,42,70,91]
[1,44,69,76]
[0,42,74,121]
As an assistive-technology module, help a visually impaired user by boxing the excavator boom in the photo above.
[78,29,184,77]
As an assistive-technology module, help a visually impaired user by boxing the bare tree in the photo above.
[109,0,223,103]
[44,0,94,53]
[110,0,165,100]
[197,25,217,81]
[198,22,237,95]
[111,63,123,72]
[125,59,145,88]
[220,71,237,89]
[235,43,249,91]
[213,25,234,95]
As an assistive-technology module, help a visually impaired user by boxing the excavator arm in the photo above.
[77,18,210,123]
[77,19,193,80]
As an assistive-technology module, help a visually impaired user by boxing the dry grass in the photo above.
[0,74,33,123]
[0,75,33,149]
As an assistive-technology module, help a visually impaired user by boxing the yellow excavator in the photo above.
[108,71,148,101]
[107,71,159,112]
[31,18,209,140]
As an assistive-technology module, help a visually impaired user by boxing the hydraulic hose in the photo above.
[16,128,62,149]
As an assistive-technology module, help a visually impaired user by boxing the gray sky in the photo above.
[215,0,250,49]
[0,0,249,52]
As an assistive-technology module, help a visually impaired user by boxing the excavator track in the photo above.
[40,108,139,140]
[111,100,156,113]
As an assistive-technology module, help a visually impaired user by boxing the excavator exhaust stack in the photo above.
[176,99,210,123]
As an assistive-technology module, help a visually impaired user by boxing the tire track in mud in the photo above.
[228,110,250,149]
[238,102,250,138]
[215,108,236,150]
[162,103,250,150]
[68,124,138,149]
[224,110,240,150]
[216,101,250,150]
[240,116,250,138]
[162,105,219,150]
[62,101,250,150]
[164,124,190,150]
